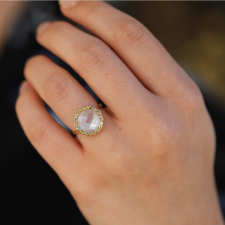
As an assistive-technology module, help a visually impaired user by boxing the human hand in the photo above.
[0,1,27,53]
[16,1,224,224]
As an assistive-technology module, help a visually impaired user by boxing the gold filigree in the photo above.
[73,105,104,136]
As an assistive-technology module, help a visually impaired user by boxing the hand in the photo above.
[0,1,27,53]
[16,1,224,224]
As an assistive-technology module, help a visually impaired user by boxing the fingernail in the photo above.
[19,81,30,94]
[59,0,78,9]
[37,22,51,35]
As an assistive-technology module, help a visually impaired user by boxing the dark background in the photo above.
[1,1,225,224]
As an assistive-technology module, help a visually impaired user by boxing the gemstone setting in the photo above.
[73,106,104,136]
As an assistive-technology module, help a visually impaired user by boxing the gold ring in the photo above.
[72,104,103,136]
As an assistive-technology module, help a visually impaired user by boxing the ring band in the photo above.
[73,104,104,136]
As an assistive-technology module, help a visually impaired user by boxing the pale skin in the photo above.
[15,1,224,224]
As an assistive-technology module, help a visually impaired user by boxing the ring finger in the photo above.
[24,55,116,149]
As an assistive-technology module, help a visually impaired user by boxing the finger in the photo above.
[24,55,117,149]
[59,1,197,98]
[15,81,84,184]
[36,21,151,120]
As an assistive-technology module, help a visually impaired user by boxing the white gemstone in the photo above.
[77,109,100,132]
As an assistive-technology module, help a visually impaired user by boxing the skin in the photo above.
[0,1,27,54]
[16,1,224,225]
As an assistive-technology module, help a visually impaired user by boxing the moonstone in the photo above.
[77,109,100,132]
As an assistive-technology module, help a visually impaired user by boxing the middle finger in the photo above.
[36,21,152,120]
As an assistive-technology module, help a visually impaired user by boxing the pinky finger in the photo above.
[15,81,84,185]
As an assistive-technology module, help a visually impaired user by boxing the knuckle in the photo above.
[74,174,108,205]
[79,42,108,69]
[112,19,145,45]
[152,121,177,158]
[155,117,174,142]
[28,117,48,142]
[184,84,204,113]
[44,72,70,102]
[75,183,101,206]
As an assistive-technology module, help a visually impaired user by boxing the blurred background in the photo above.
[1,1,225,224]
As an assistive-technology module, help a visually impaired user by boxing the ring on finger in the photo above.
[73,104,104,136]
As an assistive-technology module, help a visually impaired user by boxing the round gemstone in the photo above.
[77,109,100,132]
